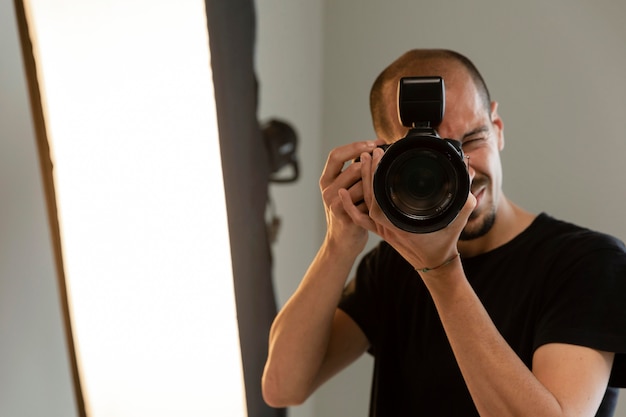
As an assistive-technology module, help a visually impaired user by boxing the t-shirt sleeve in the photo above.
[534,237,626,387]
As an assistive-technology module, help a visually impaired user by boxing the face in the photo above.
[380,67,504,240]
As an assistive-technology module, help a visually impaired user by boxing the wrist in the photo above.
[414,252,465,284]
[415,252,461,274]
[322,233,363,262]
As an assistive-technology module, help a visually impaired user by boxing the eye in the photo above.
[460,126,491,150]
[461,137,485,149]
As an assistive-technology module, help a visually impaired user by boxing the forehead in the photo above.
[383,64,487,139]
[440,72,487,132]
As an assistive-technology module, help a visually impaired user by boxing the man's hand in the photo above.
[340,147,476,271]
[320,140,382,255]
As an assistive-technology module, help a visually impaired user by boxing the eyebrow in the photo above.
[462,125,490,140]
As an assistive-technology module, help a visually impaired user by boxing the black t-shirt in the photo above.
[339,213,626,416]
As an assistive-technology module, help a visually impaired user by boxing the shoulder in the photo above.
[524,217,626,387]
[525,213,626,259]
[471,213,626,274]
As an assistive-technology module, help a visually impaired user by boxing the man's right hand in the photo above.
[319,140,382,255]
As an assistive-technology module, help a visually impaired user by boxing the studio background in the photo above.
[1,0,624,416]
[254,1,626,416]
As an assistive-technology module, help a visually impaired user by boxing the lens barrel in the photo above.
[373,130,469,233]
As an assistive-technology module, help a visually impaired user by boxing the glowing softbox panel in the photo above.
[22,1,247,415]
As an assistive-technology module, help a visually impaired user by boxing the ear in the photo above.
[490,101,504,151]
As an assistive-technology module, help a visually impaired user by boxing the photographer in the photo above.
[262,49,626,416]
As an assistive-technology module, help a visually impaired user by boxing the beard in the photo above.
[459,205,496,241]
[459,176,497,242]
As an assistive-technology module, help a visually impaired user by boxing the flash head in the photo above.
[398,76,444,128]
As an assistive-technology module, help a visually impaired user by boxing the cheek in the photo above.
[466,147,502,179]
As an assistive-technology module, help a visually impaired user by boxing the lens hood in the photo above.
[373,131,469,233]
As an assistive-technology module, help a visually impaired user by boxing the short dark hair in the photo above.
[370,49,492,138]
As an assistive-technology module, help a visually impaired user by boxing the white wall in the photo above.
[256,0,626,416]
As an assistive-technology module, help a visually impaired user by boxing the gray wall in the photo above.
[0,0,79,415]
[255,0,626,416]
[255,1,324,415]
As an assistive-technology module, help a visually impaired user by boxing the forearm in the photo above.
[262,237,360,406]
[423,263,564,417]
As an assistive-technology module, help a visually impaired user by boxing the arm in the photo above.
[343,149,614,416]
[423,264,614,417]
[262,140,378,407]
[262,242,369,407]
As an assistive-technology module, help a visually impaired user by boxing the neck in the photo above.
[457,196,536,258]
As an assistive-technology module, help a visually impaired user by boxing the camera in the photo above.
[372,76,470,233]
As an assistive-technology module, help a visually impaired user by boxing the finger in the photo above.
[320,141,378,189]
[445,191,477,235]
[345,177,366,206]
[461,192,477,218]
[360,147,385,213]
[359,152,374,207]
[339,188,376,231]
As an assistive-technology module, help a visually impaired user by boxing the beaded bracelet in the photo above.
[416,252,461,273]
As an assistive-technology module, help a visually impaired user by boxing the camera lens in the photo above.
[373,134,469,233]
[388,150,455,218]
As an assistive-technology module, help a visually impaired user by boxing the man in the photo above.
[262,49,626,416]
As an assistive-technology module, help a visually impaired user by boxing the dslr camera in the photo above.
[372,76,470,233]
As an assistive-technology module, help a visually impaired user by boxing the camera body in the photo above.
[373,76,470,233]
